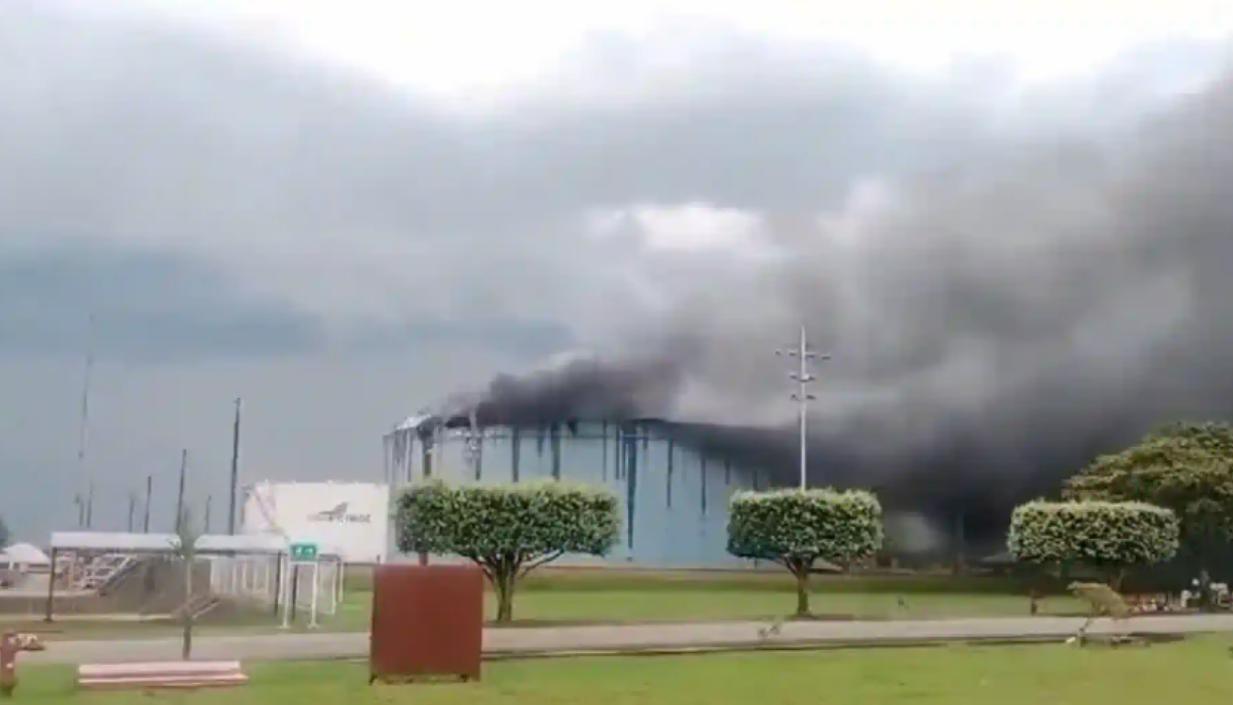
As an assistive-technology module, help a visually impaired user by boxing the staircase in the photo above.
[73,554,136,591]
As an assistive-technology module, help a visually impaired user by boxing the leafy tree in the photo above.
[1008,500,1179,589]
[170,509,203,660]
[727,489,883,617]
[1064,422,1233,572]
[396,481,620,622]
[0,515,9,549]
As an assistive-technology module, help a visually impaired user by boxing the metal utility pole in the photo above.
[77,314,95,528]
[777,325,828,489]
[143,475,152,533]
[228,397,242,535]
[127,492,137,532]
[175,449,187,532]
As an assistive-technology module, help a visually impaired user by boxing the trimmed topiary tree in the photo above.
[394,480,455,558]
[1063,422,1233,575]
[1007,500,1179,590]
[727,489,883,617]
[396,480,621,622]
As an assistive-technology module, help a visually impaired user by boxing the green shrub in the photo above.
[727,489,883,616]
[395,480,620,621]
[394,480,455,556]
[1008,500,1179,588]
[1063,422,1233,573]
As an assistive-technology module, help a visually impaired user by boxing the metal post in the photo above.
[289,565,299,622]
[143,475,152,533]
[798,328,807,487]
[43,548,57,622]
[229,398,242,535]
[337,561,345,605]
[77,315,94,529]
[309,562,319,629]
[280,557,291,629]
[777,325,827,489]
[175,449,187,532]
[272,554,283,617]
[204,495,212,533]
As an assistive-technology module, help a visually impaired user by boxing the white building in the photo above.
[0,542,51,573]
[241,481,390,564]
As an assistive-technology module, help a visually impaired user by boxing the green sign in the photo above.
[290,542,318,562]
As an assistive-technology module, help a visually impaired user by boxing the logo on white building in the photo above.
[308,502,372,524]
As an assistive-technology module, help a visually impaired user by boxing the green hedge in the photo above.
[727,489,884,565]
[1007,500,1179,575]
[394,480,621,621]
[727,488,883,616]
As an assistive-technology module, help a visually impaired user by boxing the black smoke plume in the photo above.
[446,356,683,426]
[457,76,1233,550]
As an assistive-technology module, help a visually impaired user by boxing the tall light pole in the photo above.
[127,492,137,532]
[228,397,242,535]
[143,474,152,533]
[175,449,187,533]
[77,314,95,528]
[777,325,828,490]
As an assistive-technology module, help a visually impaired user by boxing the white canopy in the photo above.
[0,542,51,565]
[49,531,341,557]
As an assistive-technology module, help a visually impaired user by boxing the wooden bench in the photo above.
[77,661,248,690]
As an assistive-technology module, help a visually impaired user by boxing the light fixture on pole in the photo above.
[777,325,828,490]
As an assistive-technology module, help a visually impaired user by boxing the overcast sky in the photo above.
[3,0,1233,541]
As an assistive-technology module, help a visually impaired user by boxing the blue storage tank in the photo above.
[383,419,774,567]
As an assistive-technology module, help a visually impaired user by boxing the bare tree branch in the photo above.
[518,550,565,579]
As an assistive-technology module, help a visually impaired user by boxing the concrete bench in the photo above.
[77,661,248,690]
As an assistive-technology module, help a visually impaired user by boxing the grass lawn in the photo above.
[13,636,1233,704]
[5,571,1084,639]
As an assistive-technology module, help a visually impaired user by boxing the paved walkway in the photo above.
[23,614,1233,665]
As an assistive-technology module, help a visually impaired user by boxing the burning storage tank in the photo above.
[383,417,775,567]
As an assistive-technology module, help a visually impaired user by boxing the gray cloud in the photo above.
[624,76,1233,542]
[0,246,322,360]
